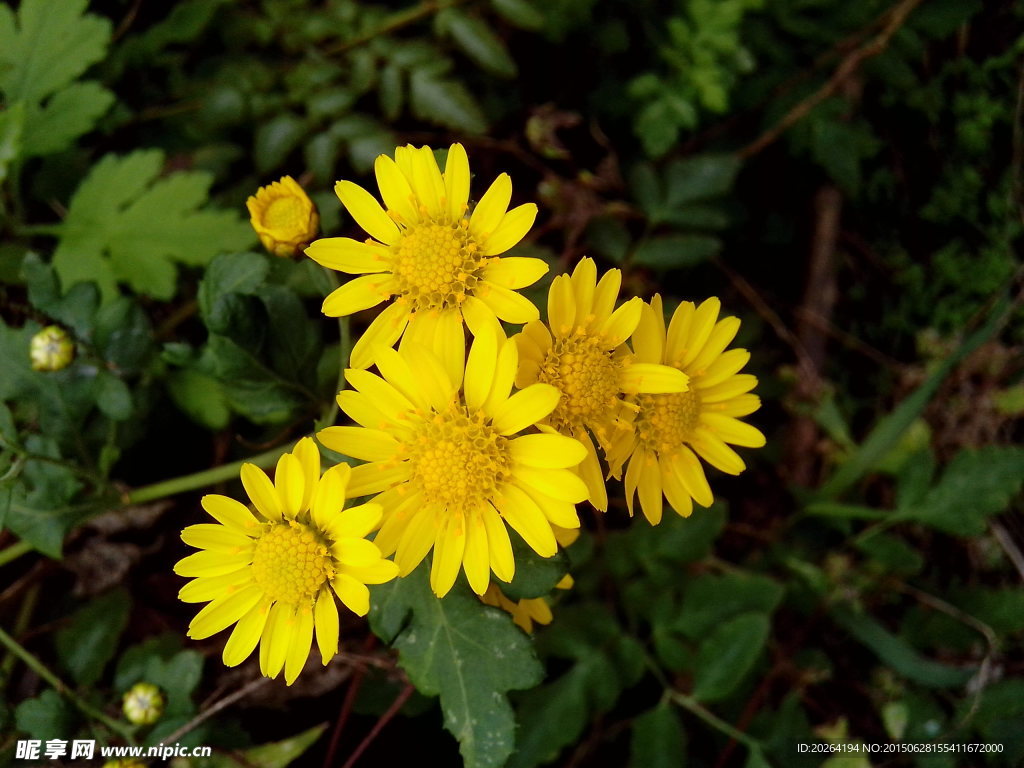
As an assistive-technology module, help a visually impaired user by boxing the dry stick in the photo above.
[322,665,368,768]
[738,0,927,159]
[339,682,415,768]
[991,520,1024,582]
[161,676,271,745]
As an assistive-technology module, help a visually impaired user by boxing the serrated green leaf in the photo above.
[14,690,77,741]
[0,0,111,104]
[54,587,131,686]
[692,612,769,702]
[370,567,543,768]
[22,81,115,157]
[53,150,254,301]
[409,70,487,134]
[675,573,783,640]
[633,234,720,269]
[897,446,1024,536]
[440,10,517,78]
[630,703,686,768]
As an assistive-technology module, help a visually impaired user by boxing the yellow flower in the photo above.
[122,682,164,725]
[317,328,588,598]
[607,295,765,524]
[247,176,320,258]
[479,573,574,633]
[513,258,690,510]
[305,143,546,370]
[30,325,74,371]
[175,438,398,685]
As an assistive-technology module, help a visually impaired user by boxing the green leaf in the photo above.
[198,251,271,331]
[0,0,111,104]
[630,703,686,768]
[409,70,487,134]
[503,537,568,600]
[23,253,99,339]
[633,234,721,269]
[490,0,544,29]
[830,606,973,688]
[167,368,231,430]
[692,612,770,702]
[93,296,154,374]
[22,81,115,157]
[854,533,923,575]
[54,587,131,686]
[194,724,328,768]
[370,567,543,768]
[897,446,1024,536]
[14,690,77,741]
[585,217,632,264]
[664,154,741,207]
[255,113,306,173]
[440,10,517,78]
[635,100,683,158]
[53,150,255,301]
[95,371,132,421]
[675,573,783,640]
[0,102,24,183]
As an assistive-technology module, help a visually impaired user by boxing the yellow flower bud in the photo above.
[122,681,164,725]
[246,175,319,258]
[29,325,75,372]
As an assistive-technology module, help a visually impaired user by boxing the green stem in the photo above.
[0,541,31,568]
[0,624,135,742]
[0,583,39,687]
[127,443,293,505]
[666,690,763,752]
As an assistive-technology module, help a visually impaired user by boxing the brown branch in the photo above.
[739,0,927,159]
[340,682,415,768]
[161,676,271,745]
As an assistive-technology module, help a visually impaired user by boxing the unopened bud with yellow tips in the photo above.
[29,325,74,372]
[122,681,164,725]
[246,175,319,258]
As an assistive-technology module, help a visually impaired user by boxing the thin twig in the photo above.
[739,0,927,158]
[340,682,414,768]
[322,665,367,768]
[990,520,1024,582]
[161,676,271,745]
[324,0,471,55]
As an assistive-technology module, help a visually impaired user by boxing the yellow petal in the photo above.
[598,296,643,347]
[462,294,504,341]
[444,143,471,220]
[477,282,540,324]
[691,428,746,475]
[330,502,383,539]
[335,180,400,244]
[200,495,260,535]
[698,348,751,389]
[483,337,518,415]
[489,383,560,435]
[665,301,695,364]
[332,537,386,567]
[174,549,254,578]
[470,172,512,239]
[463,512,490,595]
[345,368,415,420]
[347,462,412,497]
[574,429,608,512]
[322,275,393,317]
[374,154,419,225]
[262,602,295,679]
[513,466,589,504]
[637,456,663,525]
[332,573,371,616]
[482,503,515,582]
[680,297,721,367]
[632,301,665,364]
[222,601,270,667]
[699,374,758,403]
[293,437,321,513]
[688,316,741,373]
[571,257,597,318]
[181,524,253,553]
[400,342,457,411]
[187,585,263,640]
[318,426,399,462]
[660,452,694,518]
[700,413,766,448]
[374,343,432,410]
[284,606,313,685]
[305,237,388,274]
[430,510,467,597]
[493,485,557,558]
[314,589,339,665]
[547,274,576,333]
[311,463,352,528]
[592,268,622,323]
[516,483,580,529]
[178,570,252,603]
[335,390,391,431]
[482,203,538,256]
[509,434,587,468]
[433,309,466,391]
[395,508,438,576]
[339,559,399,584]
[672,446,714,507]
[464,326,498,411]
[241,463,282,521]
[624,450,644,517]
[274,453,305,517]
[409,146,445,219]
[716,393,761,418]
[482,257,549,290]
[619,363,689,394]
[349,301,411,370]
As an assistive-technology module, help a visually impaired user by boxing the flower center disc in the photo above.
[405,405,510,512]
[392,222,483,311]
[251,523,332,604]
[264,196,305,230]
[539,335,621,429]
[636,390,701,453]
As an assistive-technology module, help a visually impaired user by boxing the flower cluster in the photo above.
[177,144,764,683]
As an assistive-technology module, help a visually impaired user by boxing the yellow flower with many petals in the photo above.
[305,143,546,369]
[606,295,765,524]
[247,176,320,258]
[175,438,398,685]
[513,258,690,511]
[317,329,588,598]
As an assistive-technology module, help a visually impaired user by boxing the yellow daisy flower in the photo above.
[317,329,588,598]
[247,175,320,258]
[513,257,690,511]
[607,295,765,524]
[175,438,398,685]
[305,143,547,370]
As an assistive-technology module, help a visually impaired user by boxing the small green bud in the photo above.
[122,681,164,725]
[29,325,75,372]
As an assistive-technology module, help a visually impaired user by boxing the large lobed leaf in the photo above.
[53,150,254,301]
[370,567,544,768]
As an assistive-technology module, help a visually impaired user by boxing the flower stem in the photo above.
[0,541,31,569]
[666,690,762,752]
[0,624,135,742]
